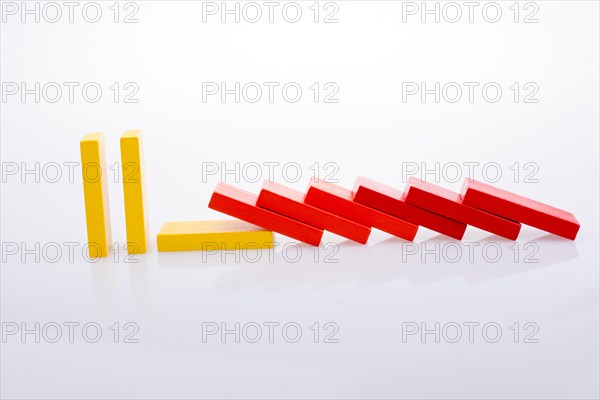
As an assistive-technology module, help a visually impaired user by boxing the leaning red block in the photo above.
[304,179,418,241]
[208,182,324,246]
[257,181,371,244]
[404,177,521,240]
[461,179,580,240]
[352,176,467,240]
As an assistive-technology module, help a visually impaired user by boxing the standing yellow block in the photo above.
[157,220,274,252]
[120,130,149,254]
[80,133,112,258]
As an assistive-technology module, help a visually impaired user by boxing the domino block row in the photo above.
[81,132,580,254]
[207,176,580,246]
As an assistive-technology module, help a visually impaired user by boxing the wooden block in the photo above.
[256,180,371,244]
[405,177,521,240]
[157,220,274,251]
[352,176,467,240]
[120,130,149,254]
[80,133,112,258]
[304,179,418,241]
[208,183,324,246]
[461,179,580,240]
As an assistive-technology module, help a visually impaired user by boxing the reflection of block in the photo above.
[80,133,112,258]
[405,178,521,240]
[120,130,149,254]
[305,179,418,241]
[352,177,466,240]
[461,179,580,240]
[257,181,371,244]
[157,220,274,251]
[208,183,324,246]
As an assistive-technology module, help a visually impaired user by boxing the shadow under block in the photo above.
[256,180,371,244]
[208,183,324,246]
[157,220,274,251]
[80,133,112,258]
[405,177,522,240]
[461,179,580,240]
[304,179,418,241]
[352,176,467,240]
[120,130,149,254]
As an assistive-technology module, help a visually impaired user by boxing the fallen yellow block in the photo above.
[120,130,149,254]
[80,133,112,258]
[157,220,274,252]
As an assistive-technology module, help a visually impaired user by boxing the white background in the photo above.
[1,1,599,398]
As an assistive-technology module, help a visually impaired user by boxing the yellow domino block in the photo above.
[80,133,112,258]
[157,220,274,252]
[120,130,149,254]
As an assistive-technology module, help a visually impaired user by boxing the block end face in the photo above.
[355,229,371,244]
[561,223,580,240]
[460,178,477,203]
[80,134,103,155]
[257,182,292,209]
[506,227,522,241]
[352,176,375,199]
[121,130,142,139]
[120,131,142,152]
[403,185,418,204]
[352,177,365,195]
[81,132,104,144]
[304,185,319,206]
[405,226,419,242]
[307,230,324,247]
[448,224,468,240]
[207,192,221,212]
[352,179,377,204]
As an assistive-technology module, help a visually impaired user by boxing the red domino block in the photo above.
[404,177,521,240]
[352,176,467,240]
[304,179,418,241]
[256,181,371,244]
[461,179,580,240]
[208,183,324,246]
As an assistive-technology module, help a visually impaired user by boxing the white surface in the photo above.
[1,1,599,399]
